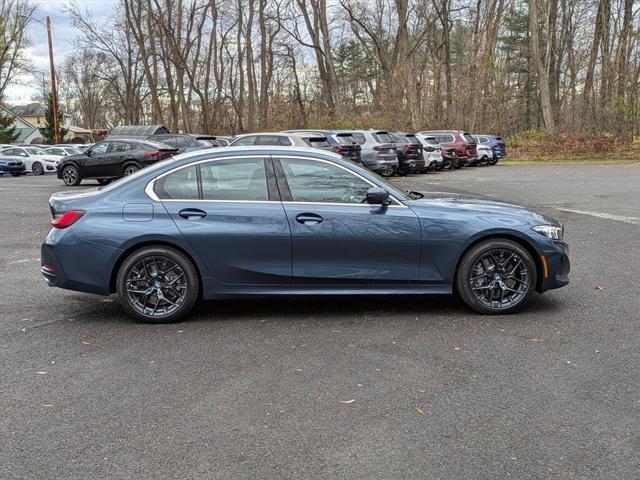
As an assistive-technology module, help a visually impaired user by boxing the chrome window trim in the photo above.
[145,155,269,202]
[145,154,407,208]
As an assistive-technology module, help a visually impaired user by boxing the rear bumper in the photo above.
[367,158,399,174]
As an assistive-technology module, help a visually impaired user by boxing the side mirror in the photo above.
[366,187,390,206]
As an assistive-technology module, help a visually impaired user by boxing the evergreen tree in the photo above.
[0,112,19,143]
[39,94,68,144]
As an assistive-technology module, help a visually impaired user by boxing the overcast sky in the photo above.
[5,0,115,104]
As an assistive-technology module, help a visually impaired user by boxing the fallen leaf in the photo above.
[42,404,53,407]
[530,337,541,342]
[36,371,47,375]
[595,286,604,290]
[295,368,302,372]
[81,341,91,345]
[339,399,355,404]
[415,407,424,414]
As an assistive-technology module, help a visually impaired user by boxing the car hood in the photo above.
[34,155,60,162]
[407,192,560,226]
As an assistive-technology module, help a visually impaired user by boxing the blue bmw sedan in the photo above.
[41,146,570,323]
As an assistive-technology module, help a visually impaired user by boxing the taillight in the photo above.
[51,210,85,229]
[144,151,161,159]
[332,146,347,153]
[424,146,435,152]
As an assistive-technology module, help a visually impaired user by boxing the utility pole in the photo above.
[46,16,60,144]
[20,14,60,144]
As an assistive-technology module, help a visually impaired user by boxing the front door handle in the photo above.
[179,208,207,220]
[296,213,323,225]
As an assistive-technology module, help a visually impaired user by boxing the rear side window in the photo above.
[462,133,474,142]
[347,133,365,144]
[256,135,284,146]
[433,134,455,143]
[373,132,393,143]
[110,142,133,153]
[200,159,268,201]
[334,134,355,145]
[154,166,199,200]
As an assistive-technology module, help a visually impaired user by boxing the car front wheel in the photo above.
[116,246,200,323]
[456,238,537,314]
[32,161,44,175]
[62,165,81,186]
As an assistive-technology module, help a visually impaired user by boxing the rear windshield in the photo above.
[495,137,504,142]
[349,133,366,145]
[405,134,419,144]
[423,136,438,145]
[390,133,410,144]
[334,133,356,145]
[432,134,455,143]
[303,137,330,148]
[462,133,475,142]
[373,132,393,144]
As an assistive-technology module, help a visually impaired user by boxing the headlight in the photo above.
[532,224,564,240]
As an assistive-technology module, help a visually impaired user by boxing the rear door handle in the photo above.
[296,213,323,225]
[179,208,207,220]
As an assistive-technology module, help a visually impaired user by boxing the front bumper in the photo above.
[539,240,570,292]
[0,165,27,175]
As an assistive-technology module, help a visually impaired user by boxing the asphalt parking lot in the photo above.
[1,163,639,479]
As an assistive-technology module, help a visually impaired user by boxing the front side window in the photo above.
[90,143,109,155]
[232,136,257,146]
[280,158,371,204]
[154,166,199,200]
[200,159,268,201]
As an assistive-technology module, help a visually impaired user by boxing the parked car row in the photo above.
[0,129,507,184]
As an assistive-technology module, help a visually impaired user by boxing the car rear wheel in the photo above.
[456,238,537,314]
[116,246,200,323]
[490,157,499,165]
[123,164,139,176]
[62,165,81,186]
[32,161,44,175]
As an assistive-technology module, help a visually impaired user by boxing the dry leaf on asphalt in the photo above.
[339,399,355,404]
[415,407,424,414]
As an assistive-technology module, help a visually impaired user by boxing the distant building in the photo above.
[1,103,92,144]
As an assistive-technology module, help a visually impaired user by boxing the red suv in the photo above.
[417,130,478,168]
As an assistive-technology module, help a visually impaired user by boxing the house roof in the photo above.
[10,103,46,117]
[0,105,36,128]
[14,127,39,142]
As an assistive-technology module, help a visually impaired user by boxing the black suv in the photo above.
[57,139,178,186]
[388,132,425,175]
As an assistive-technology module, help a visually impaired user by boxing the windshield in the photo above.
[26,148,45,155]
[65,147,81,155]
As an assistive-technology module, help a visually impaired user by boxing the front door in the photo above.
[156,157,292,285]
[83,142,111,177]
[275,157,421,284]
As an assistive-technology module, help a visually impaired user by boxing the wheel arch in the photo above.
[453,232,544,293]
[109,239,203,296]
[122,160,143,173]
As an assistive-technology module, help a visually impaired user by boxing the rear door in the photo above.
[275,156,421,283]
[155,157,292,285]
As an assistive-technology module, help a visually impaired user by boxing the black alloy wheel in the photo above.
[32,161,44,175]
[62,165,81,186]
[123,164,139,176]
[116,246,199,323]
[456,239,537,314]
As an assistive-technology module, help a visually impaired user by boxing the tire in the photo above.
[455,238,537,315]
[490,157,499,165]
[10,172,21,177]
[480,155,489,165]
[378,166,393,177]
[123,164,139,177]
[97,178,112,186]
[32,161,44,175]
[62,165,81,186]
[116,246,200,323]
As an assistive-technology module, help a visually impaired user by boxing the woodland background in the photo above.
[1,0,640,158]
